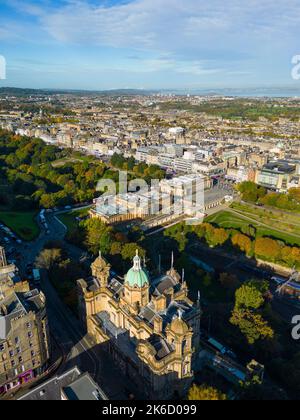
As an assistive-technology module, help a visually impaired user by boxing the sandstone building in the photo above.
[0,247,50,395]
[78,251,201,399]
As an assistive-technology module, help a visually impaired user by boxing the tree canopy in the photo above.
[188,384,227,401]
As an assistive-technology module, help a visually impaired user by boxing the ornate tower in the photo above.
[123,250,150,311]
[91,252,111,288]
[166,310,194,379]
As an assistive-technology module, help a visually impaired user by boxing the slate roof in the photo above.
[0,289,45,340]
[148,335,174,361]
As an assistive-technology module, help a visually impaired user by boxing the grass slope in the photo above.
[206,211,300,247]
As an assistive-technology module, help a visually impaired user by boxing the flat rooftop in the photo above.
[19,367,108,401]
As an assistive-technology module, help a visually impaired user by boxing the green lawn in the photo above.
[206,211,300,247]
[58,208,91,234]
[0,211,40,241]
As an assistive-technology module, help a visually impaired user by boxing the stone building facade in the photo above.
[0,247,50,395]
[77,251,201,399]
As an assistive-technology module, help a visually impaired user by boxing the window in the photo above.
[28,332,33,339]
[0,344,4,352]
[15,337,20,345]
[9,350,14,358]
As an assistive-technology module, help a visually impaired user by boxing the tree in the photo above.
[110,242,122,256]
[205,226,229,248]
[111,153,126,169]
[270,352,300,396]
[235,284,264,310]
[121,243,146,262]
[254,238,282,262]
[230,309,274,345]
[40,193,58,209]
[188,384,227,401]
[219,273,240,292]
[281,246,300,269]
[237,181,266,203]
[83,218,113,255]
[232,233,252,255]
[203,273,212,288]
[289,188,300,203]
[99,229,113,255]
[36,248,62,270]
[164,223,188,252]
[230,283,274,345]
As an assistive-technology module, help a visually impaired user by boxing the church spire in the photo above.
[197,290,201,308]
[166,251,181,283]
[158,254,162,275]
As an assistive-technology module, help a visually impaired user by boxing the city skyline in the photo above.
[1,0,300,90]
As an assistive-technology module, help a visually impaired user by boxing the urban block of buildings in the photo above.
[90,174,221,227]
[1,94,300,196]
[0,247,50,395]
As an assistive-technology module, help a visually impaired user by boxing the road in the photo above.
[17,213,87,275]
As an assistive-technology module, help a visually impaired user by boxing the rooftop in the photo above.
[19,367,108,401]
[62,373,107,401]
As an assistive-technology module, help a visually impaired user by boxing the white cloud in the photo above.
[33,0,300,48]
[6,0,300,81]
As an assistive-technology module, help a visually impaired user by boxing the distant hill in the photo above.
[0,87,155,97]
[1,86,300,98]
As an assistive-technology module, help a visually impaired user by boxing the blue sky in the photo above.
[0,0,300,90]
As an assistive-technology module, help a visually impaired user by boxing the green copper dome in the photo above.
[125,251,149,288]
